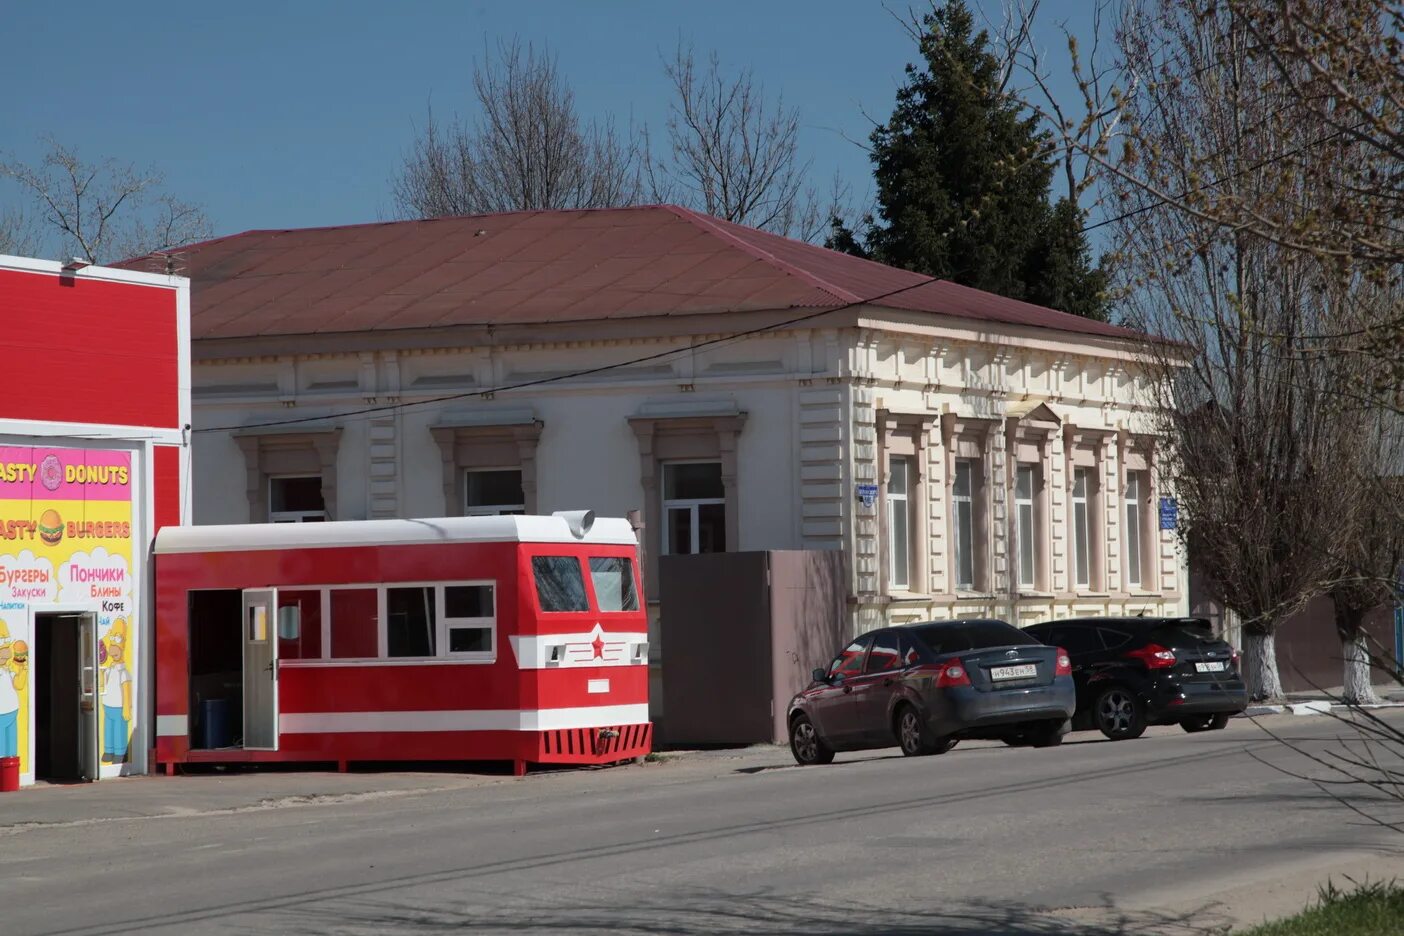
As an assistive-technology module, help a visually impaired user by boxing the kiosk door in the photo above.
[78,614,99,780]
[242,589,279,750]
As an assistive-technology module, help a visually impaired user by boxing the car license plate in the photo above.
[991,664,1037,680]
[1196,661,1227,673]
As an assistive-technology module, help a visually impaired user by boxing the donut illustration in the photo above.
[39,454,63,492]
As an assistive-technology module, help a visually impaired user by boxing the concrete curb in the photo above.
[1242,700,1404,717]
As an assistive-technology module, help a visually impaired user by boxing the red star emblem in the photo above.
[591,634,605,659]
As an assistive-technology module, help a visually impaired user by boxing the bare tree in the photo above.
[0,136,212,264]
[1317,309,1404,704]
[991,0,1134,212]
[392,40,643,218]
[1114,2,1367,701]
[0,205,40,257]
[648,44,837,240]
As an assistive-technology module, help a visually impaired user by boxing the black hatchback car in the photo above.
[1023,617,1248,741]
[786,619,1075,765]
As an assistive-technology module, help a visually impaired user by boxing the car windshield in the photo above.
[910,620,1037,655]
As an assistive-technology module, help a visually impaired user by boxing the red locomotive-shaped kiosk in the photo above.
[152,511,651,776]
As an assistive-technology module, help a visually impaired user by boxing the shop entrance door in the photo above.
[34,612,100,782]
[241,589,279,750]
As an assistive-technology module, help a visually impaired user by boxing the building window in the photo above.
[662,462,726,555]
[888,455,913,589]
[269,475,328,523]
[1125,471,1147,589]
[1073,468,1092,589]
[1015,465,1036,589]
[953,459,976,589]
[464,469,525,516]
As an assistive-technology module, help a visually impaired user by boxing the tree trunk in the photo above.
[1242,628,1284,702]
[1341,630,1382,706]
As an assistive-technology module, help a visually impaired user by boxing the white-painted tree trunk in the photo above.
[1242,629,1284,702]
[1341,631,1382,706]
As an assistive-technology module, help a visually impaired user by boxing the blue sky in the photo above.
[0,1,1097,244]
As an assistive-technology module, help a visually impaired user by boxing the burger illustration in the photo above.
[38,508,63,546]
[11,640,27,665]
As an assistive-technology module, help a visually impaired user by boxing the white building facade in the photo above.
[190,309,1186,640]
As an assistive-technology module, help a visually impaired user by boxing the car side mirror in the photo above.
[812,667,828,683]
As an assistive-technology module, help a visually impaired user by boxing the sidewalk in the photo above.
[1244,685,1404,717]
[0,747,793,832]
[0,765,515,831]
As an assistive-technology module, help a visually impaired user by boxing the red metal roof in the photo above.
[119,205,1142,342]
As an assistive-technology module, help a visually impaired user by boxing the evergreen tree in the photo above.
[831,0,1108,320]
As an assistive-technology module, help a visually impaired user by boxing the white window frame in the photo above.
[1072,468,1092,589]
[1015,465,1036,590]
[268,474,328,523]
[953,459,976,590]
[463,468,526,517]
[887,455,913,590]
[437,582,497,660]
[660,460,725,556]
[275,580,498,666]
[1125,471,1146,589]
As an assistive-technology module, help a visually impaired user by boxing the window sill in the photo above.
[885,591,932,603]
[1015,590,1056,599]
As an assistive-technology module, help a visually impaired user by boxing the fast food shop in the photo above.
[0,254,190,788]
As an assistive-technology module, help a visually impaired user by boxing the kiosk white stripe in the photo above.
[278,704,650,734]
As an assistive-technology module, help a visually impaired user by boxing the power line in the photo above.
[197,274,955,434]
[1080,120,1370,235]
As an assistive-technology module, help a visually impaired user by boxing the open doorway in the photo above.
[189,590,244,749]
[34,612,98,783]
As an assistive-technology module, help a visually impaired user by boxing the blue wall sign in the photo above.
[1158,497,1178,531]
[855,483,878,507]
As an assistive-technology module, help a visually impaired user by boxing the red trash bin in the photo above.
[0,756,19,792]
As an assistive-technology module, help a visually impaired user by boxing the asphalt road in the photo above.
[3,713,1403,936]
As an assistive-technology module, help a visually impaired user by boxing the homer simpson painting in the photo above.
[0,621,26,760]
[99,619,132,764]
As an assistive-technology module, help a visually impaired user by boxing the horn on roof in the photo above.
[554,510,595,539]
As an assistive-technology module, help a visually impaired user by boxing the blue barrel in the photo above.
[198,699,232,750]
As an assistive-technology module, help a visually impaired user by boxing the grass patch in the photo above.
[1238,879,1404,935]
[642,752,673,764]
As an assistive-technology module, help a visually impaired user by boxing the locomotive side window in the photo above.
[532,557,589,612]
[443,584,494,656]
[387,587,436,658]
[330,588,379,658]
[588,557,638,612]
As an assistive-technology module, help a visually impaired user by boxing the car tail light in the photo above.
[1126,642,1177,669]
[1230,647,1241,670]
[1055,648,1072,676]
[935,659,971,688]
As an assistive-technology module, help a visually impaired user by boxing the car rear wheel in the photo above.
[1094,688,1147,741]
[789,715,835,766]
[1002,719,1068,748]
[896,705,953,756]
[1180,713,1231,733]
[1027,719,1069,748]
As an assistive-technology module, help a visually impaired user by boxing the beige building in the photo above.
[123,205,1187,683]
